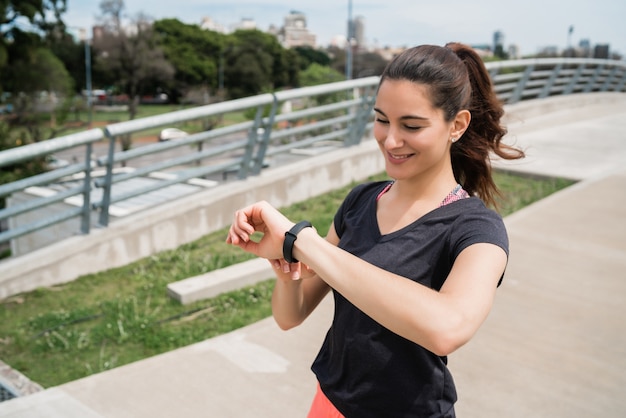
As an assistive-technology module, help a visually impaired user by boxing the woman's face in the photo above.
[373,79,457,182]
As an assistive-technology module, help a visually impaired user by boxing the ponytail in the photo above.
[445,42,524,207]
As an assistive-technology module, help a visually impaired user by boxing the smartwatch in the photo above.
[283,221,312,263]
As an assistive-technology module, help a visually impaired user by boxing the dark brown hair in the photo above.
[379,42,524,207]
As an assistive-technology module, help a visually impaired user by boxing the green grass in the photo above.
[0,171,574,387]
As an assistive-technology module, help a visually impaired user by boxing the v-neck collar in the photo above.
[372,182,470,240]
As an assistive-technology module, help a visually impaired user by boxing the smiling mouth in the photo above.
[388,152,414,162]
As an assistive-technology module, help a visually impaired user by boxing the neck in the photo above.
[389,167,458,205]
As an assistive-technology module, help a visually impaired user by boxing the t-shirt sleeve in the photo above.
[450,208,509,260]
[450,207,509,287]
[333,183,375,239]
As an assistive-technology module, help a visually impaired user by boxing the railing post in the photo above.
[251,94,279,175]
[80,143,93,234]
[539,63,563,98]
[584,64,604,93]
[345,86,375,146]
[563,64,585,95]
[98,130,117,226]
[238,106,265,179]
[615,68,626,92]
[509,65,534,103]
[600,66,619,92]
[344,87,359,146]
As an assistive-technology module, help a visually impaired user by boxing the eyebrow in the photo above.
[373,108,429,121]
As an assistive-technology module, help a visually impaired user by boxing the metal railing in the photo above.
[488,57,626,103]
[0,77,379,254]
[1,57,625,255]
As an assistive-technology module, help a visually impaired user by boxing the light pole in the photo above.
[345,0,353,80]
[79,28,93,128]
[568,26,573,48]
[218,49,224,99]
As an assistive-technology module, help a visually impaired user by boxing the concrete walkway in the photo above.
[1,93,625,417]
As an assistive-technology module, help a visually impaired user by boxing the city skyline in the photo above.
[64,0,625,57]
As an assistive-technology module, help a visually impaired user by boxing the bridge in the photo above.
[0,57,625,416]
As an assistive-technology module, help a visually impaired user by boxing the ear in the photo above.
[451,110,471,139]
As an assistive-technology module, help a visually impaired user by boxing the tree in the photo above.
[1,0,74,148]
[0,0,73,206]
[299,63,344,86]
[93,0,174,149]
[223,29,298,99]
[153,18,223,103]
[8,47,74,135]
[49,31,89,96]
[0,0,67,87]
[274,46,300,90]
[293,46,331,70]
[299,63,345,106]
[326,45,348,76]
[352,51,389,78]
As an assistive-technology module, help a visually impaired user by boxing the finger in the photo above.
[270,259,281,270]
[234,210,256,235]
[228,223,250,244]
[270,259,299,278]
[226,226,244,245]
[289,262,301,281]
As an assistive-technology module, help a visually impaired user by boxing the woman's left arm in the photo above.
[292,227,507,356]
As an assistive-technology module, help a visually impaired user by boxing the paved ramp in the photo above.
[453,170,626,417]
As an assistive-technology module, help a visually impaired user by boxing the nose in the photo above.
[381,126,404,149]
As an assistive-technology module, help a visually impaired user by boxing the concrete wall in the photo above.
[0,139,385,300]
[1,92,624,300]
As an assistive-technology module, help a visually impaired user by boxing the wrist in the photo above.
[282,221,313,263]
[291,226,317,266]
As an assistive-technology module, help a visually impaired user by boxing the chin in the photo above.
[384,166,408,181]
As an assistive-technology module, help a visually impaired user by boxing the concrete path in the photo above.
[1,93,625,417]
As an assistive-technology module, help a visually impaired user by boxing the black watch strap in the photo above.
[283,221,312,263]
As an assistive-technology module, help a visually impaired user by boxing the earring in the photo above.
[450,137,458,143]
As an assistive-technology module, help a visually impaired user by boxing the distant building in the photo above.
[374,46,406,62]
[232,18,256,31]
[493,30,506,58]
[508,44,521,59]
[92,25,104,41]
[277,10,316,48]
[330,34,348,48]
[538,46,559,57]
[267,24,280,37]
[594,44,610,59]
[578,39,592,57]
[200,17,226,34]
[353,16,365,50]
[199,16,255,34]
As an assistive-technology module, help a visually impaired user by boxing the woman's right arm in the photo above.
[270,223,340,330]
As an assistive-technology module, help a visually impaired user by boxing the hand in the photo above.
[269,259,318,281]
[226,201,295,260]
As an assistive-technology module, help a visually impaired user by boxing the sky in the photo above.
[63,0,626,58]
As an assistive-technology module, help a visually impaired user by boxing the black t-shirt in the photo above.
[311,181,509,418]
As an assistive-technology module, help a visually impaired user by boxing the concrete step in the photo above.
[167,258,274,305]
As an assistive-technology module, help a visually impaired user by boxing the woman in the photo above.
[227,42,525,417]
